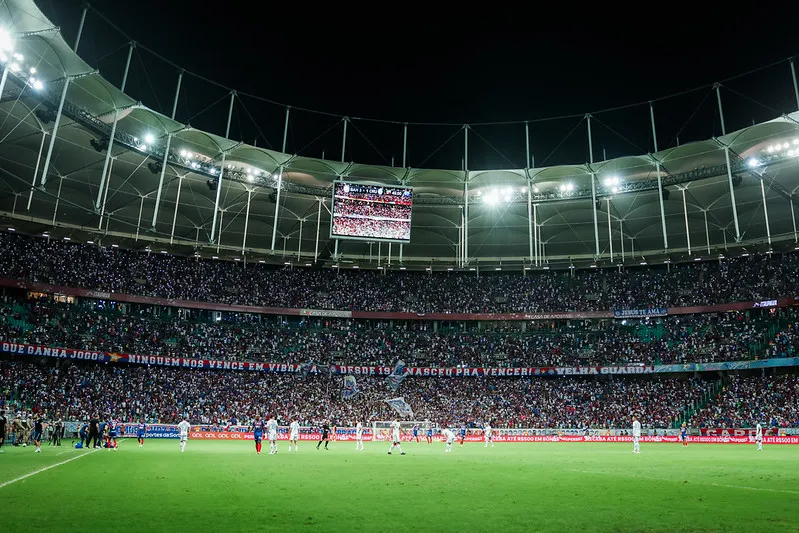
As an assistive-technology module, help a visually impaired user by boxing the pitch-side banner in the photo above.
[119,425,799,445]
[4,341,799,376]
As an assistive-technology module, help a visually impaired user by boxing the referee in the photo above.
[87,415,100,449]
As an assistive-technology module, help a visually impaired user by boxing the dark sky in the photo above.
[36,1,799,169]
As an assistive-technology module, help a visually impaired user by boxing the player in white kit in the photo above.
[355,421,364,451]
[178,417,191,452]
[442,427,456,452]
[387,420,405,455]
[755,422,763,451]
[484,423,494,448]
[267,416,278,454]
[632,416,641,454]
[289,419,300,452]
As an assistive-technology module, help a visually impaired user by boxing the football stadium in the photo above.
[1,2,799,532]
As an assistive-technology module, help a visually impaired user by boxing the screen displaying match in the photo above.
[330,181,413,243]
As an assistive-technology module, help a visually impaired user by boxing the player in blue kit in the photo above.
[136,420,147,447]
[680,422,688,447]
[251,420,265,454]
[412,424,420,443]
[426,426,433,444]
[459,424,467,446]
[106,418,119,451]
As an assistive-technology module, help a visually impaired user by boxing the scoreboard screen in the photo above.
[330,181,412,243]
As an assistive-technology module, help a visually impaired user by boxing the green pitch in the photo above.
[1,439,797,532]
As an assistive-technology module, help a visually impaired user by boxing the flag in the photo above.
[385,397,413,417]
[386,359,408,391]
[298,360,313,379]
[342,375,358,399]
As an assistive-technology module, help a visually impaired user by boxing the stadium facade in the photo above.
[0,1,798,270]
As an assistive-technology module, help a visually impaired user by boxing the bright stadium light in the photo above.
[144,133,155,145]
[484,192,498,205]
[747,158,761,168]
[533,185,539,193]
[0,28,13,53]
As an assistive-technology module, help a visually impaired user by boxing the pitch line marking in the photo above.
[0,449,98,489]
[566,469,799,496]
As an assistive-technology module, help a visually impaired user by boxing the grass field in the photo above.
[1,438,797,532]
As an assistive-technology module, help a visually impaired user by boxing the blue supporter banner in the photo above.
[612,308,668,318]
[120,423,180,438]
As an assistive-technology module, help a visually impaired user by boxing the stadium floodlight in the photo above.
[30,78,43,90]
[484,192,498,205]
[747,158,761,168]
[0,28,14,53]
[521,186,527,193]
[532,186,539,193]
[9,62,19,72]
[783,143,790,150]
[144,133,155,145]
[603,176,621,188]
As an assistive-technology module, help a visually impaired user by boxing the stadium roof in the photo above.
[1,0,799,270]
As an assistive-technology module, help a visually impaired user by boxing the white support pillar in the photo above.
[607,198,613,262]
[94,42,134,208]
[619,219,625,261]
[282,106,290,153]
[527,182,533,263]
[703,210,711,255]
[135,196,144,241]
[760,178,772,247]
[650,102,668,251]
[297,219,303,260]
[97,158,114,229]
[150,133,172,229]
[241,188,252,254]
[377,242,382,267]
[39,78,71,188]
[73,6,88,52]
[463,178,469,264]
[271,166,283,250]
[314,198,322,261]
[387,242,392,265]
[340,118,348,162]
[525,121,531,169]
[716,84,741,242]
[51,175,63,225]
[532,204,538,266]
[791,197,798,243]
[209,91,236,243]
[26,131,47,209]
[402,123,408,168]
[216,209,224,253]
[170,175,184,245]
[791,59,799,112]
[171,70,183,120]
[399,243,403,264]
[682,188,691,255]
[0,68,9,109]
[587,115,600,258]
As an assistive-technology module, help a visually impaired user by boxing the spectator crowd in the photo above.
[0,231,796,313]
[1,297,797,367]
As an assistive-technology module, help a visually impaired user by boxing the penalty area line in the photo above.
[0,448,99,489]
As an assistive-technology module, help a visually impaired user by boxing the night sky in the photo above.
[36,1,799,170]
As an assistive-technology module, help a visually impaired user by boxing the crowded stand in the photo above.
[0,358,714,428]
[0,296,796,367]
[331,216,411,240]
[0,231,796,313]
[689,374,799,429]
[333,197,412,219]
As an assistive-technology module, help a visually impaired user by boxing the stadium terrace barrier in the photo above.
[108,425,799,444]
[0,277,794,321]
[5,341,799,376]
